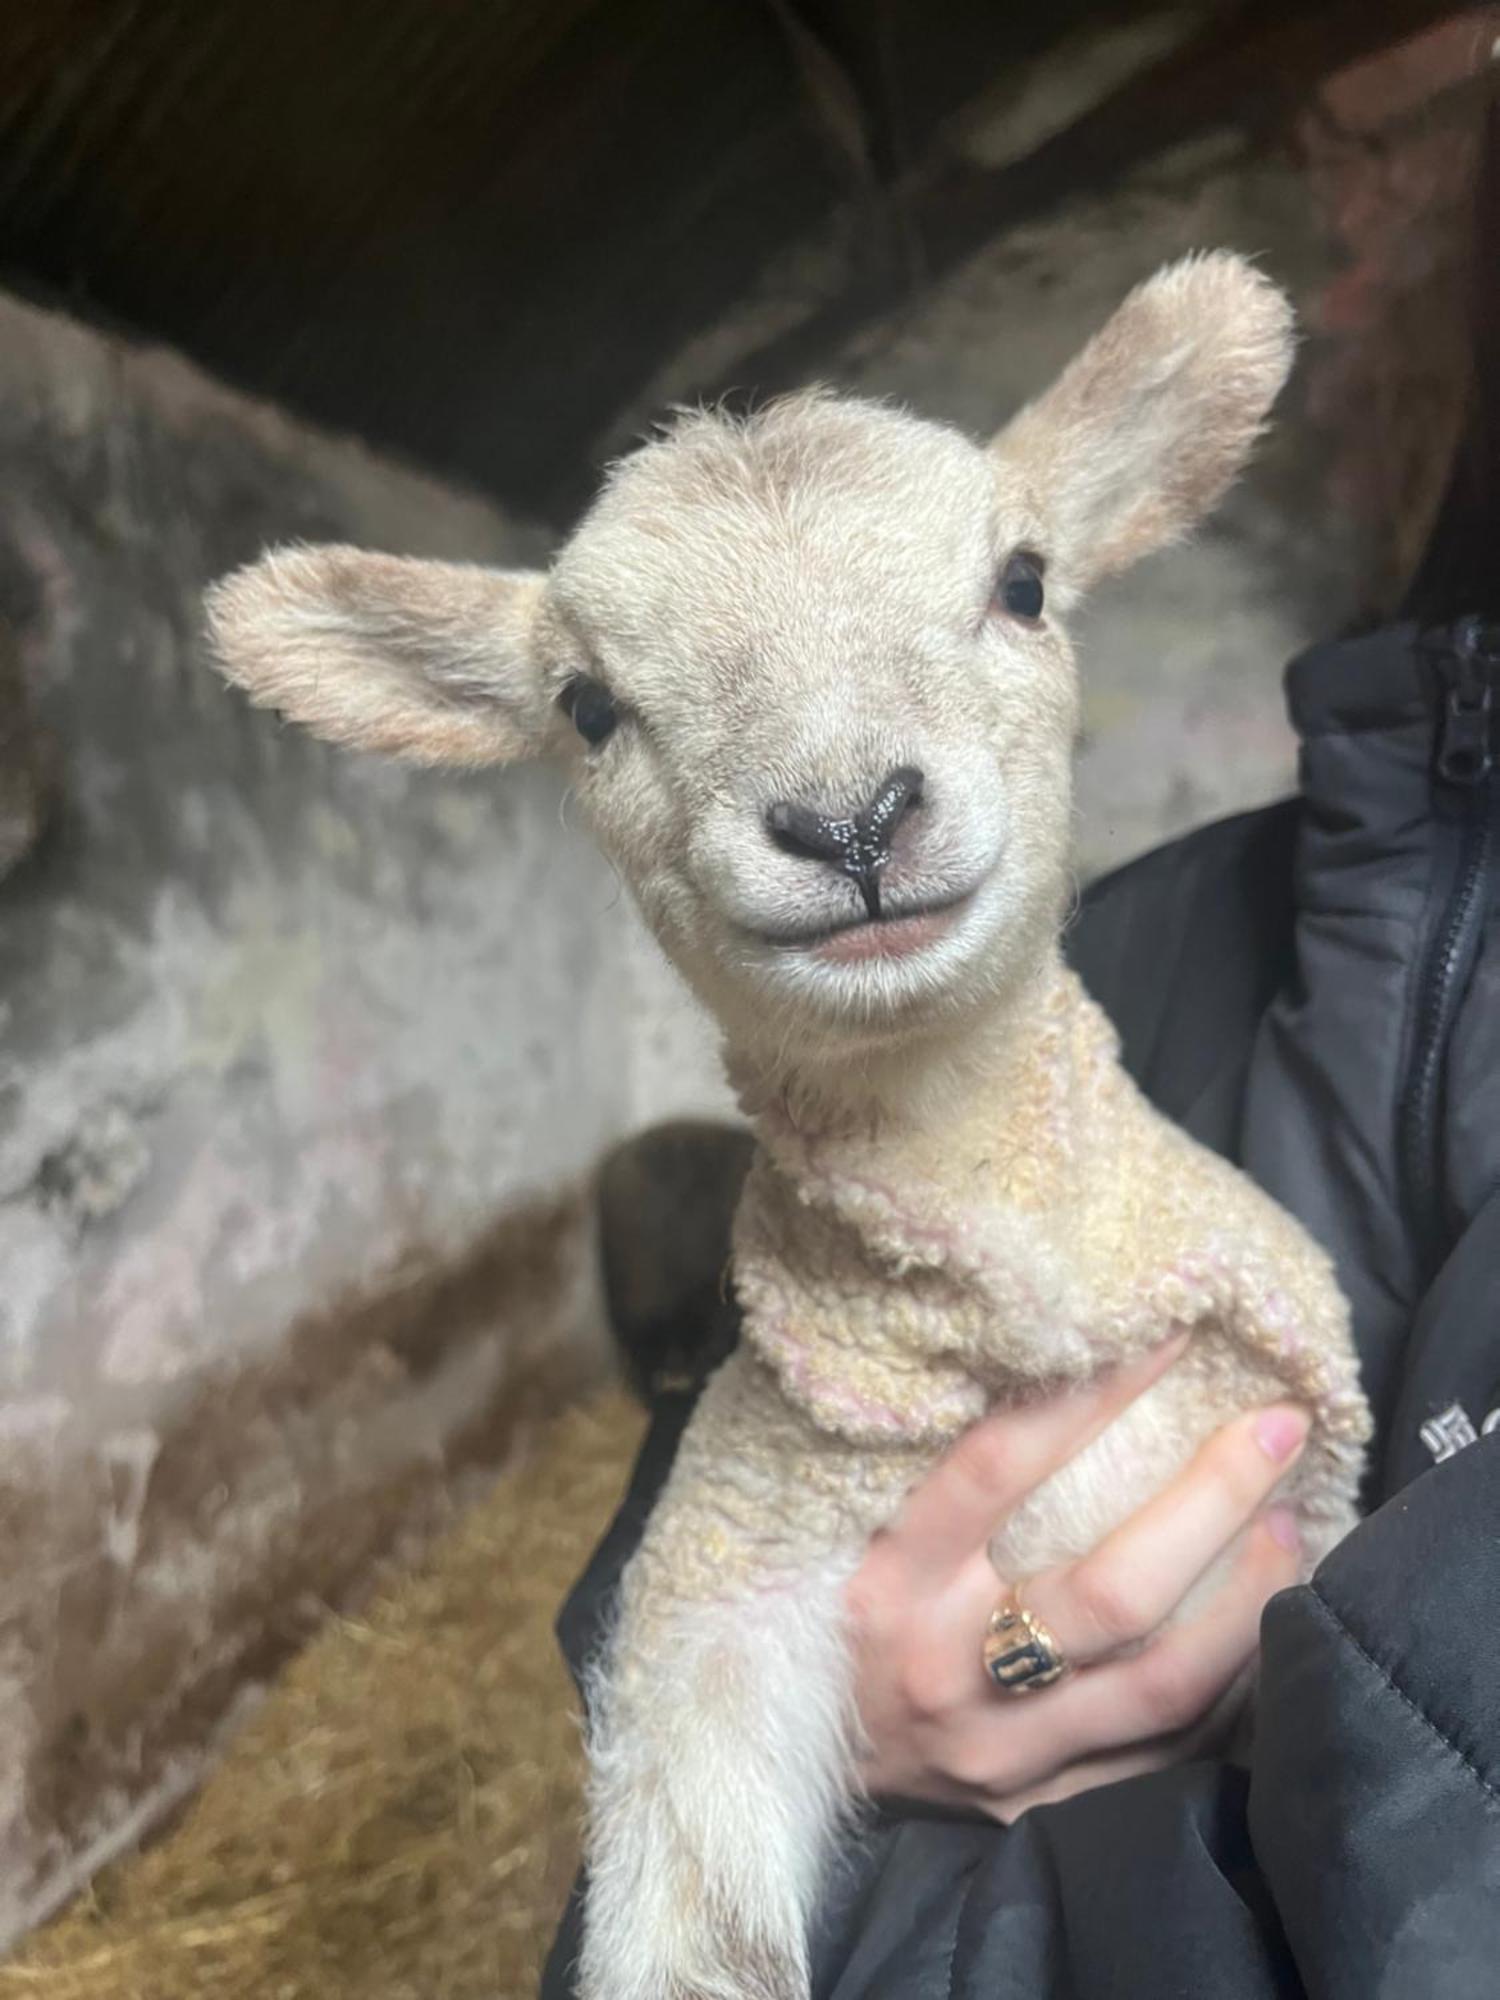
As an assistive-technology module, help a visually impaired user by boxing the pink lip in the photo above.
[812,904,962,964]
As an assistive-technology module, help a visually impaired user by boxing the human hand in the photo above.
[845,1337,1308,1820]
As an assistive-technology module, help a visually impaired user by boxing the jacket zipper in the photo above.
[1399,616,1500,1268]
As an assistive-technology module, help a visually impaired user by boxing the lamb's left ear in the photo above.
[204,546,553,766]
[990,253,1294,601]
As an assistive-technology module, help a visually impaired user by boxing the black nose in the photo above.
[765,765,924,920]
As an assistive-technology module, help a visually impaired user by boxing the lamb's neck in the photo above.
[731,948,1087,1182]
[728,950,1111,1443]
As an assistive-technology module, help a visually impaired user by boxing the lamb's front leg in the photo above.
[581,1552,855,2000]
[577,1352,913,2000]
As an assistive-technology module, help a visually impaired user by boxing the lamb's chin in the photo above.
[740,932,989,1043]
[690,881,1017,1061]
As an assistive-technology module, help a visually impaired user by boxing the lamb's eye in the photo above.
[560,675,619,747]
[995,551,1045,621]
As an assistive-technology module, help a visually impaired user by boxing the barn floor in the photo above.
[0,1393,645,2000]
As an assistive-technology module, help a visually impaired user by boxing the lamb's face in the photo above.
[205,254,1294,1073]
[543,398,1078,1053]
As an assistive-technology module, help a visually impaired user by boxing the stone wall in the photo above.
[0,295,720,1944]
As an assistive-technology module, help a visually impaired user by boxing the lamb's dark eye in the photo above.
[560,675,619,747]
[996,552,1045,621]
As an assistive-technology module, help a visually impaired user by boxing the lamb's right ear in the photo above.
[988,254,1294,603]
[204,546,553,766]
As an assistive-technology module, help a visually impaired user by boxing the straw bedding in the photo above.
[0,1392,646,2000]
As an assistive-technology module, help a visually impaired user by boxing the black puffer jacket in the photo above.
[544,618,1500,2000]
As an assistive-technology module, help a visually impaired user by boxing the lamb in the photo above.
[204,252,1370,2000]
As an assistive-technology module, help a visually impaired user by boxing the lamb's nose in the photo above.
[765,765,924,919]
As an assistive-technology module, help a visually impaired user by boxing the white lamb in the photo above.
[206,252,1369,2000]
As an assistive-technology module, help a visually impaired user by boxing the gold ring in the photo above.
[982,1589,1069,1694]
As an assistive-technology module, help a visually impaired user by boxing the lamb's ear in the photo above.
[989,254,1294,602]
[204,546,554,766]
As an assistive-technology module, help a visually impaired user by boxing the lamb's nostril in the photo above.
[765,767,925,863]
[765,800,853,865]
[867,765,924,835]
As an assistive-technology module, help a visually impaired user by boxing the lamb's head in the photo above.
[206,254,1291,1069]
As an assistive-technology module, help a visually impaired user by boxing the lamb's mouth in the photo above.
[752,889,974,963]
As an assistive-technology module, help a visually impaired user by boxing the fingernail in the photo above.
[1265,1505,1301,1554]
[1254,1405,1310,1463]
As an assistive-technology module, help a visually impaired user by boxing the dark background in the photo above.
[0,0,1460,523]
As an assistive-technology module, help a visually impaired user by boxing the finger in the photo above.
[949,1511,1296,1798]
[1003,1510,1300,1783]
[1022,1403,1309,1664]
[888,1333,1190,1577]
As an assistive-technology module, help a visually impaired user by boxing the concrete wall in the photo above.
[0,295,722,1942]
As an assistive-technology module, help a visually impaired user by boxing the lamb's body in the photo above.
[204,251,1373,2000]
[583,958,1366,1999]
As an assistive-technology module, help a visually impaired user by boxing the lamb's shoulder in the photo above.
[623,1346,927,1627]
[1074,1064,1369,1475]
[1086,1072,1344,1333]
[978,1004,1370,1575]
[731,1147,997,1447]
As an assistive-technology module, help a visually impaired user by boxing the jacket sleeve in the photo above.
[1248,1432,1500,1999]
